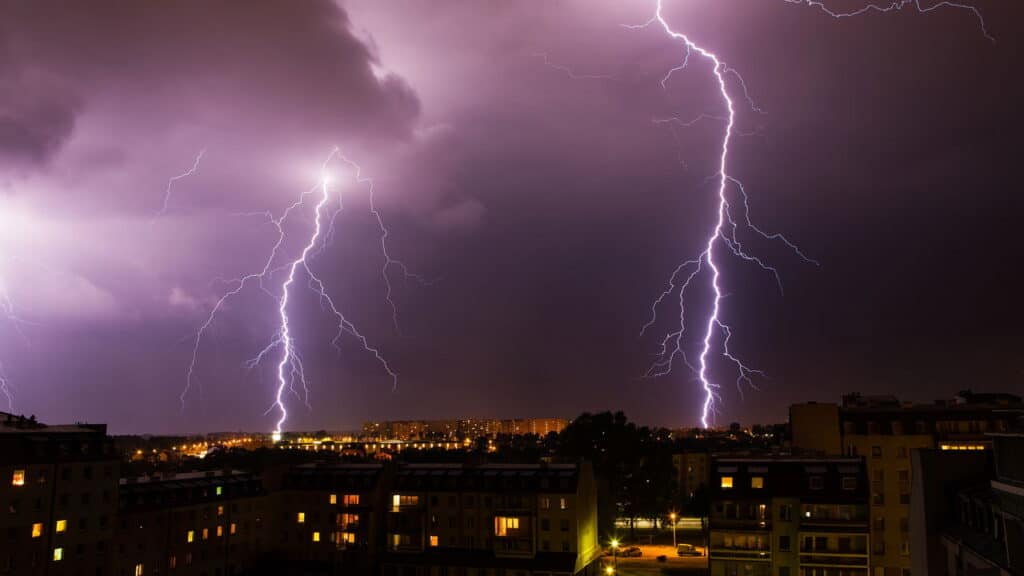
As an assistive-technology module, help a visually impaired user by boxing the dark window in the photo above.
[778,535,790,551]
[559,519,569,532]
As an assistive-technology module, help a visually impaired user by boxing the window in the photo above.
[751,476,764,489]
[778,535,790,551]
[559,497,567,510]
[343,494,359,506]
[560,518,569,532]
[216,525,223,537]
[215,486,223,496]
[296,512,305,524]
[540,497,550,510]
[217,505,224,516]
[312,531,320,542]
[31,523,43,538]
[779,504,792,521]
[871,446,882,459]
[187,530,195,543]
[721,476,734,489]
[391,494,418,511]
[53,547,63,562]
[429,535,439,547]
[809,476,824,490]
[230,523,237,535]
[494,517,520,536]
[562,540,570,552]
[202,528,209,540]
[541,518,550,531]
[340,513,358,527]
[329,494,337,505]
[169,556,177,569]
[55,519,66,533]
[134,564,144,576]
[11,470,25,487]
[340,532,355,544]
[842,476,857,490]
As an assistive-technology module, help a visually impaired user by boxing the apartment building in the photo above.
[790,391,1024,576]
[673,451,710,500]
[0,413,120,576]
[114,470,266,576]
[709,456,870,576]
[382,463,602,576]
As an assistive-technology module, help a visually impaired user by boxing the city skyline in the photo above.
[1,0,1021,434]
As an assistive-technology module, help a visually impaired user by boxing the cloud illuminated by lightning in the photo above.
[183,148,408,435]
[634,0,990,427]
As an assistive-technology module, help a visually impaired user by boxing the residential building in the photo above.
[790,391,1024,576]
[0,412,119,576]
[382,463,602,576]
[673,451,710,500]
[709,455,870,576]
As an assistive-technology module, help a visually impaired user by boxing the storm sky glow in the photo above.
[0,0,1020,433]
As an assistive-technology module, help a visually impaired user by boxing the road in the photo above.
[603,544,708,576]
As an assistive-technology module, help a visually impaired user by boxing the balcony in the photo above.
[709,518,772,531]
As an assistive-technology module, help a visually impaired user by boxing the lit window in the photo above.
[540,497,550,510]
[134,563,144,576]
[31,523,43,538]
[230,523,237,535]
[312,531,320,542]
[391,494,417,511]
[55,519,67,533]
[53,547,63,561]
[202,528,209,540]
[215,486,223,496]
[11,469,25,487]
[494,516,520,536]
[559,498,567,510]
[217,505,224,516]
[169,556,177,569]
[430,535,439,547]
[343,494,359,506]
[340,513,359,527]
[330,494,337,505]
[216,525,223,537]
[721,476,734,489]
[187,530,195,543]
[297,512,305,524]
[341,532,355,544]
[751,476,764,489]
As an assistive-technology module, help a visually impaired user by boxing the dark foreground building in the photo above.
[0,414,600,576]
[708,455,870,576]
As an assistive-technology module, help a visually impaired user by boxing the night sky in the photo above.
[1,0,1021,433]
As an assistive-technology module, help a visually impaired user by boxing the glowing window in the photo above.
[134,564,144,576]
[217,505,224,516]
[31,523,43,538]
[230,523,237,535]
[751,477,764,489]
[11,469,25,487]
[540,497,550,510]
[53,547,63,561]
[721,476,734,489]
[329,494,337,505]
[55,519,67,533]
[430,535,439,547]
[494,516,520,536]
[216,525,223,537]
[202,528,209,540]
[559,498,567,510]
[341,532,355,544]
[169,556,177,569]
[215,486,223,496]
[297,512,305,524]
[344,494,360,506]
[312,531,320,542]
[187,530,195,543]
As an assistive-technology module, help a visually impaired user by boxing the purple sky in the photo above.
[1,0,1021,433]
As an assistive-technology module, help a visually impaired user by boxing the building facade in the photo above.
[790,391,1024,576]
[709,456,870,576]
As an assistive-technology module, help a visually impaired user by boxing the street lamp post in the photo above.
[669,512,677,549]
[610,539,619,570]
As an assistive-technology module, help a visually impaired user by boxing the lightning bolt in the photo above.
[155,149,205,218]
[634,0,990,428]
[183,148,403,436]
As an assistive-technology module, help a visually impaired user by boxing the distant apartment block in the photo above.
[790,390,1024,576]
[361,418,569,441]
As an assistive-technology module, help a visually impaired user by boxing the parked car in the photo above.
[620,546,643,557]
[676,543,702,557]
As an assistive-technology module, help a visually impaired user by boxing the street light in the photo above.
[669,512,677,548]
[605,566,615,576]
[610,538,619,569]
